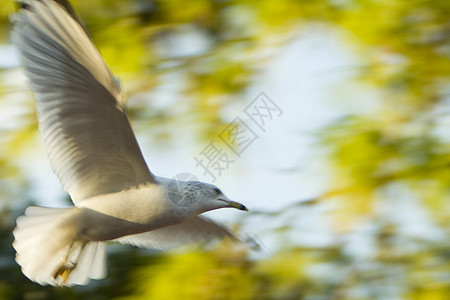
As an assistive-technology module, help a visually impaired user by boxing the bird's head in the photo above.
[167,181,247,215]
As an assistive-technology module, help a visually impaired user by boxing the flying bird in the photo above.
[11,0,248,286]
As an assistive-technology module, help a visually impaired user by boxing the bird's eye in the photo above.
[213,188,221,195]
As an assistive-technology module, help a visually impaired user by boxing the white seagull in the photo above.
[11,0,248,286]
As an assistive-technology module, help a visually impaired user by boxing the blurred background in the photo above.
[0,0,449,299]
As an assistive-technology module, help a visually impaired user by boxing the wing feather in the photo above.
[115,216,237,249]
[12,0,155,202]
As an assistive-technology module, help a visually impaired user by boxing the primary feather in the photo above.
[12,0,155,203]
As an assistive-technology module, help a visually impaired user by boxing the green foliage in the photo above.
[0,0,448,299]
[119,248,253,300]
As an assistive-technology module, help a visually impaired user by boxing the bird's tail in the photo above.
[13,206,106,286]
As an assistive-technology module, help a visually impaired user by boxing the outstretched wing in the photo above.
[115,216,237,249]
[11,0,155,202]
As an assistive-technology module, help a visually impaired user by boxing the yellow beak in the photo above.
[223,200,248,211]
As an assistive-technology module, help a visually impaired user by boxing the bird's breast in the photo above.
[75,185,184,240]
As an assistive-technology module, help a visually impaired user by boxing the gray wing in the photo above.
[115,216,237,249]
[11,0,155,202]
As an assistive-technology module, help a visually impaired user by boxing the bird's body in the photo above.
[79,183,176,237]
[11,0,248,286]
[77,186,176,241]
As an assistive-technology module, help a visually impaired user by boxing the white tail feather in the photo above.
[13,206,106,286]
